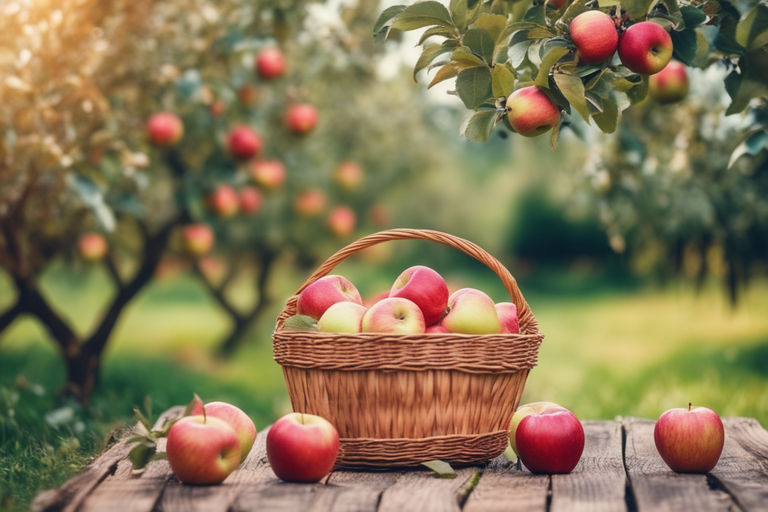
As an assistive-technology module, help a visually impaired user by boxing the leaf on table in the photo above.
[421,459,457,478]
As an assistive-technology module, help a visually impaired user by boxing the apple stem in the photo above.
[688,402,692,411]
[203,403,207,423]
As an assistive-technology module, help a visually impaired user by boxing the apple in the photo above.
[256,48,286,80]
[207,185,239,218]
[209,100,226,118]
[333,161,363,191]
[426,323,449,334]
[441,288,500,334]
[190,401,257,463]
[389,265,449,326]
[361,297,425,334]
[618,21,673,75]
[570,11,618,65]
[648,60,689,104]
[297,275,363,320]
[509,401,567,455]
[227,125,262,160]
[237,85,258,107]
[166,415,241,485]
[146,112,183,146]
[78,233,107,262]
[495,302,520,334]
[285,104,318,135]
[293,189,326,217]
[317,301,368,333]
[368,204,390,228]
[327,206,356,238]
[238,187,263,215]
[515,405,585,474]
[249,160,286,191]
[505,87,560,137]
[182,224,214,256]
[267,413,339,483]
[654,403,725,473]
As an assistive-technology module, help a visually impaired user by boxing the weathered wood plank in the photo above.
[377,466,481,512]
[623,417,738,511]
[462,454,549,512]
[77,478,167,512]
[550,421,627,512]
[326,470,400,512]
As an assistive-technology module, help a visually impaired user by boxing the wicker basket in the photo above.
[273,228,544,468]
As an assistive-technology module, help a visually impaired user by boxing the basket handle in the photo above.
[275,228,538,334]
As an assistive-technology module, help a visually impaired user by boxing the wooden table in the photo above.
[33,417,768,511]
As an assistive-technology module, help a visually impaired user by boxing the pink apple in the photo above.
[256,48,286,80]
[389,265,449,326]
[570,11,618,65]
[78,233,108,262]
[285,104,318,135]
[515,406,585,474]
[495,302,520,334]
[190,401,257,463]
[441,288,500,334]
[166,415,241,484]
[237,85,259,106]
[267,413,339,483]
[327,206,356,238]
[207,185,239,218]
[296,275,363,320]
[317,301,368,333]
[425,324,449,333]
[146,112,183,146]
[509,401,567,454]
[238,187,263,215]
[227,125,262,160]
[250,160,286,191]
[654,404,724,473]
[361,297,425,334]
[182,224,214,256]
[618,22,673,75]
[333,161,363,191]
[293,189,326,217]
[505,87,560,137]
[648,60,689,104]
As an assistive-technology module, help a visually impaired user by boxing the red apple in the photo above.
[495,302,520,334]
[648,60,689,104]
[505,87,560,137]
[441,288,500,334]
[146,112,183,146]
[237,85,259,107]
[618,21,673,75]
[250,160,286,191]
[317,301,368,333]
[166,415,241,485]
[515,406,585,474]
[333,161,363,191]
[267,413,339,483]
[509,401,568,454]
[654,403,725,473]
[190,401,257,463]
[183,224,214,256]
[327,206,356,238]
[293,189,326,217]
[227,125,262,160]
[209,100,226,118]
[256,48,286,80]
[426,323,449,334]
[297,275,363,320]
[361,297,425,334]
[238,187,263,215]
[389,265,449,326]
[285,104,318,135]
[207,185,239,218]
[78,233,108,262]
[570,11,618,65]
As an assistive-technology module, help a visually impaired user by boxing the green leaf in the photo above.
[451,47,487,68]
[456,66,493,108]
[475,13,508,43]
[597,0,620,7]
[421,460,457,478]
[524,3,546,24]
[133,407,153,431]
[558,0,590,27]
[714,1,746,55]
[680,6,707,29]
[736,4,768,50]
[725,69,768,115]
[450,0,470,32]
[535,46,570,88]
[728,130,768,167]
[492,64,516,98]
[593,98,619,133]
[284,314,318,331]
[129,441,157,470]
[68,175,116,231]
[374,5,406,36]
[661,0,683,25]
[414,42,458,81]
[511,0,534,22]
[509,41,531,67]
[418,26,458,45]
[528,26,557,39]
[622,0,655,19]
[554,73,590,122]
[429,63,459,88]
[626,74,649,104]
[671,29,698,64]
[391,1,454,31]
[463,28,496,62]
[461,110,498,143]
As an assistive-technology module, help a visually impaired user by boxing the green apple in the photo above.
[440,288,500,334]
[317,301,368,333]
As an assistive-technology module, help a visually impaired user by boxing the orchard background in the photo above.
[0,0,766,509]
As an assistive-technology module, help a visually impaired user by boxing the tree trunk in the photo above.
[61,349,102,403]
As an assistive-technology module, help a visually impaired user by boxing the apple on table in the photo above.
[166,415,241,485]
[190,400,258,463]
[267,413,340,483]
[654,403,725,473]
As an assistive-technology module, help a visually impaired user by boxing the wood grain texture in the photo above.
[377,467,481,512]
[463,454,549,512]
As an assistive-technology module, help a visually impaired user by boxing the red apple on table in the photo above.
[267,413,339,483]
[496,302,520,334]
[333,161,363,191]
[441,288,500,334]
[361,297,426,334]
[293,189,326,217]
[146,112,183,146]
[285,104,318,135]
[297,275,363,320]
[227,125,262,160]
[78,233,108,262]
[182,224,214,256]
[317,301,368,333]
[327,206,356,238]
[207,185,239,218]
[250,160,286,191]
[166,415,241,485]
[509,401,567,455]
[514,404,585,474]
[570,10,618,65]
[648,60,689,104]
[654,403,724,473]
[190,401,257,463]
[238,187,263,215]
[237,85,259,106]
[389,265,449,326]
[256,48,286,80]
[618,22,673,75]
[505,87,560,137]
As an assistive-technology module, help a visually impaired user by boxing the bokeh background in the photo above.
[1,1,766,510]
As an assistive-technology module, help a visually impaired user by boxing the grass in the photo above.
[1,267,767,510]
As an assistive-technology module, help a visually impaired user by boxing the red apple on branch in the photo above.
[648,60,689,104]
[285,104,318,135]
[190,401,257,463]
[618,22,673,75]
[505,87,560,137]
[146,112,183,146]
[238,187,263,215]
[297,275,363,320]
[333,161,363,191]
[327,206,356,238]
[250,160,286,191]
[654,403,725,473]
[266,413,339,483]
[389,265,449,326]
[227,125,262,160]
[361,297,426,334]
[293,189,326,217]
[166,415,241,485]
[570,10,618,65]
[514,404,585,474]
[256,48,286,80]
[78,233,108,262]
[237,85,259,107]
[182,224,214,257]
[207,185,239,218]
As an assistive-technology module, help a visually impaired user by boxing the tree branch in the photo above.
[13,274,80,355]
[103,251,124,289]
[0,298,25,339]
[192,259,243,321]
